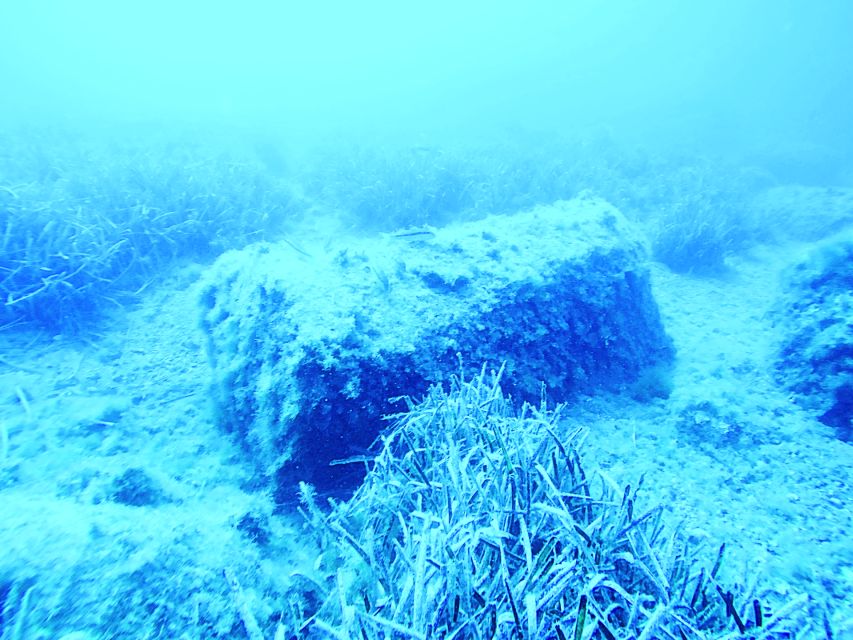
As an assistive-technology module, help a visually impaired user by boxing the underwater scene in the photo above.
[0,1,851,638]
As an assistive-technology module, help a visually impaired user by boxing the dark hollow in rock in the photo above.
[110,468,167,507]
[199,197,674,502]
[820,383,852,441]
[235,512,271,547]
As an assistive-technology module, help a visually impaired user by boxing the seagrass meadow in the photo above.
[0,128,306,331]
[0,126,850,640]
[0,127,805,333]
[3,0,853,636]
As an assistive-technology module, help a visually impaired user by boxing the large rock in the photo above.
[774,232,853,441]
[198,196,674,498]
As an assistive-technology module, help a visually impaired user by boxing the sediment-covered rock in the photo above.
[198,196,674,497]
[774,232,853,441]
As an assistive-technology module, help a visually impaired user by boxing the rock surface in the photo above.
[774,232,853,441]
[198,196,674,497]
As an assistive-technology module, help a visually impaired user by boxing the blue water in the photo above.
[0,1,851,638]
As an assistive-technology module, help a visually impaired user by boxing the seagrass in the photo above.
[293,365,807,639]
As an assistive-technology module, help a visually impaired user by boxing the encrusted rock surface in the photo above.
[774,232,853,441]
[198,196,674,497]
